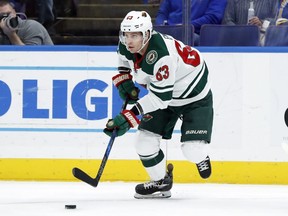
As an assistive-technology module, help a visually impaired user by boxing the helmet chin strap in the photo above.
[136,31,151,53]
[136,40,148,53]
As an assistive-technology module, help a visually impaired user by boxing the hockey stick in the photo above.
[72,98,129,187]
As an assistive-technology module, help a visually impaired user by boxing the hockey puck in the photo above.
[65,205,76,209]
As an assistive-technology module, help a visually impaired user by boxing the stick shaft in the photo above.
[72,98,129,187]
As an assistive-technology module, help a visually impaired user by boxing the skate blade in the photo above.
[134,191,171,199]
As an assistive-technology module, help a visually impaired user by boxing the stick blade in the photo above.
[72,167,99,187]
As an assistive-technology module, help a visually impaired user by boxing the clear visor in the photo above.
[119,30,151,53]
[119,31,144,45]
[119,30,126,44]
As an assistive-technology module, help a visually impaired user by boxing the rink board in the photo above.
[0,46,288,183]
[1,158,288,184]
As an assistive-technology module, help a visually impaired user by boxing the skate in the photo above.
[196,156,211,179]
[134,163,173,199]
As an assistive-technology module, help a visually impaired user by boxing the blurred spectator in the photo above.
[222,0,278,26]
[9,0,25,13]
[262,1,288,46]
[142,0,161,3]
[0,0,53,45]
[222,0,278,45]
[155,0,227,46]
[274,0,288,25]
[36,0,55,29]
[54,0,77,17]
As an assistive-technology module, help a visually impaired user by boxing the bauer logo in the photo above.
[185,130,208,135]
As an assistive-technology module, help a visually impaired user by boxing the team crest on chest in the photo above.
[146,50,158,65]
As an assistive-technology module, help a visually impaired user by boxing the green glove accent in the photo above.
[103,110,140,137]
[104,114,130,137]
[118,82,139,104]
[112,73,139,104]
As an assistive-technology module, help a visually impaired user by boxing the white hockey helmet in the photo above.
[119,11,153,52]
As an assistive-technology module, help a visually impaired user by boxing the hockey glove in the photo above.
[103,110,140,137]
[112,73,139,104]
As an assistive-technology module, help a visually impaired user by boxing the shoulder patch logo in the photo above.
[146,50,158,65]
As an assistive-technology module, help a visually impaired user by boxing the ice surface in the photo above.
[1,181,288,216]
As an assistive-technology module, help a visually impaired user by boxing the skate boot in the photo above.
[134,163,173,199]
[196,156,211,179]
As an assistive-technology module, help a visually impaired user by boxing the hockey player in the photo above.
[104,11,213,199]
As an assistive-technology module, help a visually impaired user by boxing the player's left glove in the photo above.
[103,110,140,137]
[112,73,139,104]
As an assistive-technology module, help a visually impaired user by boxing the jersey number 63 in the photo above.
[175,40,201,67]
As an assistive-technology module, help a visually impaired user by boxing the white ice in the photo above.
[1,181,288,216]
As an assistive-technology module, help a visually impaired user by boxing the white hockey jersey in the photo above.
[117,31,211,115]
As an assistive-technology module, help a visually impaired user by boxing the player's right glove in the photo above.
[103,110,140,137]
[112,73,139,104]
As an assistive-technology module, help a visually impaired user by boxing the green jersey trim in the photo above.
[118,42,134,61]
[150,89,173,101]
[118,33,170,75]
[150,82,174,91]
[150,82,174,101]
[139,149,165,168]
[173,63,208,100]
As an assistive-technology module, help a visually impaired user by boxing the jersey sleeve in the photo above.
[118,52,131,73]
